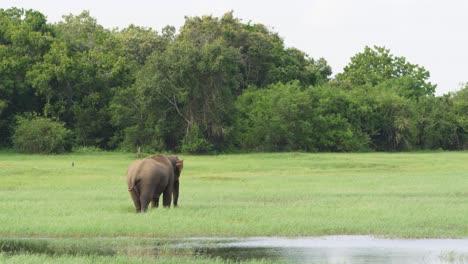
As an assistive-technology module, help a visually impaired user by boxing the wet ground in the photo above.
[2,236,468,263]
[180,236,468,263]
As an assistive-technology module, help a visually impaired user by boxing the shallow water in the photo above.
[2,236,468,263]
[164,236,468,263]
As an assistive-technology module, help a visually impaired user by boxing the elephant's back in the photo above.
[127,159,143,178]
[145,155,172,167]
[136,159,172,180]
[127,157,173,189]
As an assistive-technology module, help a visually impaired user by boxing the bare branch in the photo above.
[154,85,191,128]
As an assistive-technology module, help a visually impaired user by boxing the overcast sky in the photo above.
[3,0,467,95]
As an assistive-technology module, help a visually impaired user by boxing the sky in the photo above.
[2,0,467,95]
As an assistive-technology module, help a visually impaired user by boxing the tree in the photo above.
[415,95,463,150]
[317,81,419,151]
[179,12,331,90]
[336,46,436,99]
[27,11,133,148]
[0,8,53,145]
[114,24,174,67]
[111,37,241,152]
[451,84,468,148]
[372,91,416,150]
[234,82,309,151]
[234,82,367,152]
[110,12,333,152]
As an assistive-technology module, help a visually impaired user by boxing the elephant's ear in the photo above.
[176,160,184,172]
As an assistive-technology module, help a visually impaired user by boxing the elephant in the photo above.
[126,154,184,213]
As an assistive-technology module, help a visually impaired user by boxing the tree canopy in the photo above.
[335,46,436,99]
[0,8,466,153]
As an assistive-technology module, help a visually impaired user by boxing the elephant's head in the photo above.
[175,159,183,177]
[167,155,184,179]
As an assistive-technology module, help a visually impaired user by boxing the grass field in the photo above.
[0,151,467,262]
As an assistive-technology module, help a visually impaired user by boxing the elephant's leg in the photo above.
[152,189,163,208]
[129,189,141,213]
[173,180,179,207]
[162,186,173,208]
[140,195,151,212]
[139,186,152,213]
[151,194,160,208]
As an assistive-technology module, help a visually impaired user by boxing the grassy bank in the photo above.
[0,253,275,264]
[0,151,467,239]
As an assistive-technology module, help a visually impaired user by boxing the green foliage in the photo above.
[26,11,133,149]
[0,100,6,115]
[115,24,174,67]
[372,91,416,150]
[450,84,468,148]
[234,82,368,152]
[0,8,466,152]
[0,8,54,145]
[121,125,165,153]
[415,95,463,150]
[12,116,71,153]
[179,12,331,89]
[72,145,104,153]
[181,124,213,153]
[336,46,436,99]
[452,84,468,125]
[111,22,242,152]
[235,82,309,151]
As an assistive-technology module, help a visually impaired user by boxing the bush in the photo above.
[119,125,165,153]
[12,116,72,154]
[181,124,213,153]
[72,146,104,153]
[233,82,369,152]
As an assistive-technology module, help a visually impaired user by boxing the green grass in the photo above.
[0,151,467,262]
[0,253,275,264]
[0,151,467,238]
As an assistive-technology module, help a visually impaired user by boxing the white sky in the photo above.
[3,0,467,95]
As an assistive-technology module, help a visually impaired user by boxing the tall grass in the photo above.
[0,151,467,238]
[0,253,277,264]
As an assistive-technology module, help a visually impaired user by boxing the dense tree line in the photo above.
[1,8,467,153]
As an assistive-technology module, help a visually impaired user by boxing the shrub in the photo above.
[181,124,213,153]
[12,116,72,154]
[119,125,165,153]
[233,82,369,152]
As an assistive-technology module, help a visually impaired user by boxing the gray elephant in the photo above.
[126,154,184,213]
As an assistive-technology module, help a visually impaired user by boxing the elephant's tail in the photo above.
[127,177,136,192]
[127,181,140,198]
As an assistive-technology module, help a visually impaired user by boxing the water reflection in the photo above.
[1,236,467,263]
[195,247,283,262]
[162,236,468,264]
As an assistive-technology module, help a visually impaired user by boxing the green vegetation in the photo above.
[0,151,467,263]
[12,116,71,154]
[1,8,467,153]
[0,237,279,264]
[0,151,466,238]
[0,253,275,264]
[2,5,466,264]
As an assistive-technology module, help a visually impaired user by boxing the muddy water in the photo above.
[166,236,468,263]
